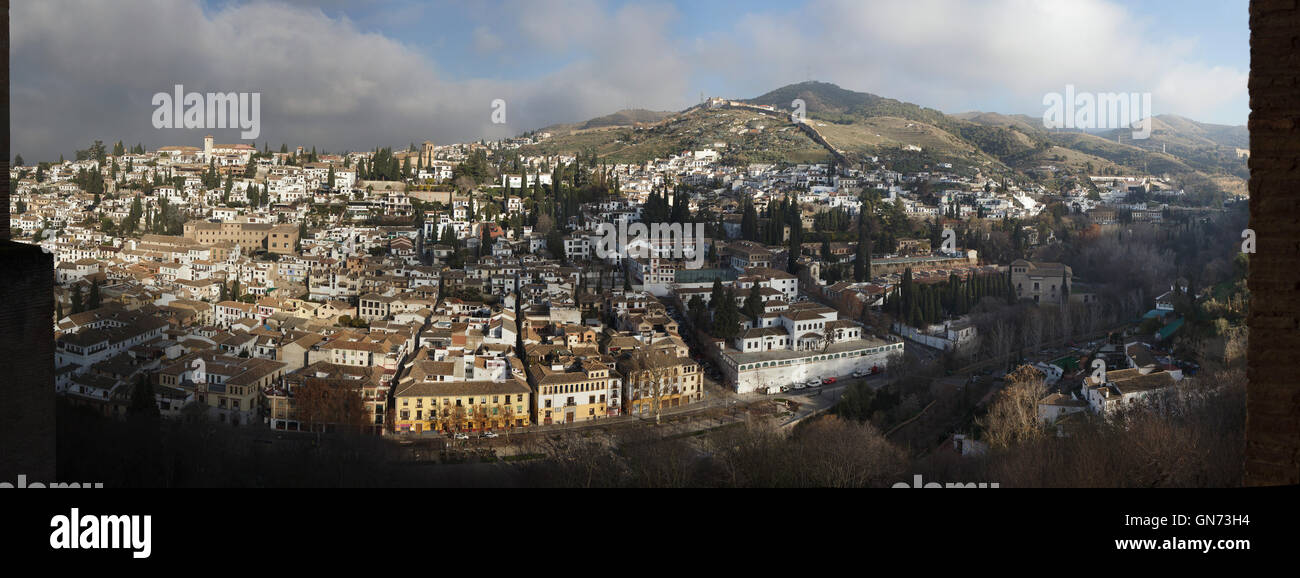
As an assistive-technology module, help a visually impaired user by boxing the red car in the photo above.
[821,377,837,385]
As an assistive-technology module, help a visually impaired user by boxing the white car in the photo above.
[792,382,806,390]
[805,378,820,387]
[453,432,469,440]
[852,370,867,378]
[482,431,500,438]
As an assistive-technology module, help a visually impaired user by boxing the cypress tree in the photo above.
[71,285,85,314]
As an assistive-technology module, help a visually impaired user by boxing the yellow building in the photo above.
[393,377,532,434]
[157,352,286,426]
[526,346,621,424]
[613,338,704,418]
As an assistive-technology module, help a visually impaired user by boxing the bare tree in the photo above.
[471,402,491,432]
[978,365,1049,449]
[500,403,516,436]
[792,416,907,487]
[629,347,676,426]
[449,404,467,433]
[295,377,369,434]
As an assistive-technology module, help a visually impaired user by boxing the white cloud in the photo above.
[472,27,504,54]
[11,0,692,160]
[696,0,1247,123]
[9,0,1247,161]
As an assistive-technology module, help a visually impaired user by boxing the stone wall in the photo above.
[1246,0,1300,486]
[0,0,58,483]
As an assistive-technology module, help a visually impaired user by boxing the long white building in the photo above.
[715,302,904,394]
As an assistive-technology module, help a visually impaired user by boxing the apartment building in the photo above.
[392,378,532,434]
[613,338,704,417]
[525,347,621,424]
[157,353,287,426]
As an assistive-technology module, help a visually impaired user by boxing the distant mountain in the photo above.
[521,81,1248,190]
[1138,115,1249,150]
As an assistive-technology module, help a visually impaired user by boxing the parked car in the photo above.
[804,378,820,387]
[482,431,499,438]
[792,382,807,390]
[821,377,836,385]
[453,432,469,440]
[852,370,867,378]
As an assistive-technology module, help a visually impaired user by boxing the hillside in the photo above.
[519,81,1248,192]
[521,105,833,165]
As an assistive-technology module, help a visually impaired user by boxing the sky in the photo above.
[11,0,1250,163]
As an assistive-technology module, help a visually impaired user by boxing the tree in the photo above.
[480,223,492,257]
[978,365,1049,449]
[71,285,85,314]
[295,378,369,433]
[501,403,517,434]
[629,346,675,426]
[741,197,759,241]
[471,402,491,432]
[127,376,161,423]
[714,288,741,340]
[743,283,765,321]
[688,294,710,331]
[88,280,102,310]
[710,278,726,306]
[449,404,468,433]
[787,218,804,273]
[854,221,872,283]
